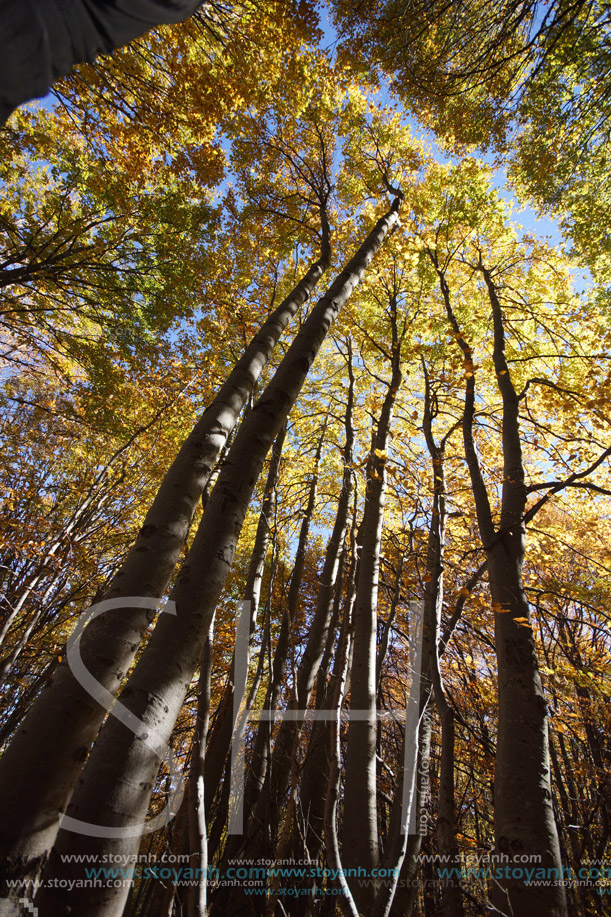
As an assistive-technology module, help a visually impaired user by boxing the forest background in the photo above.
[0,1,610,916]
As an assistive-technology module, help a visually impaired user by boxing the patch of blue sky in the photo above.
[24,89,56,116]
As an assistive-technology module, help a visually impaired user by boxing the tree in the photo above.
[332,0,611,275]
[0,71,338,884]
[36,194,402,916]
[1,12,610,916]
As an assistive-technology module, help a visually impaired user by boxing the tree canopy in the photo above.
[0,4,609,916]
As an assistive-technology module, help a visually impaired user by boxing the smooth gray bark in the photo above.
[435,252,566,917]
[323,587,359,917]
[343,293,402,913]
[0,250,329,885]
[385,708,433,917]
[421,362,464,917]
[202,425,286,820]
[186,622,213,917]
[36,199,400,917]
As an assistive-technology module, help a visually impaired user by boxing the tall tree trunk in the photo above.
[187,623,214,917]
[265,366,355,912]
[290,506,359,914]
[289,551,347,915]
[203,424,285,820]
[377,478,472,916]
[324,579,359,917]
[384,706,433,917]
[434,251,566,917]
[0,245,330,886]
[206,533,278,867]
[36,198,401,917]
[213,440,323,917]
[421,360,464,917]
[343,294,402,913]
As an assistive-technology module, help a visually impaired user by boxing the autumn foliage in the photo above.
[0,3,609,916]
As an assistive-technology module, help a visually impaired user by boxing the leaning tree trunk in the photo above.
[0,240,330,887]
[36,197,401,917]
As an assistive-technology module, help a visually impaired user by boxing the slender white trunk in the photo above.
[343,302,402,913]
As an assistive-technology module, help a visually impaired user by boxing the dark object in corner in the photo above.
[0,0,202,123]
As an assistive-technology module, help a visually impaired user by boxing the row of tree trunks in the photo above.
[264,344,356,915]
[213,431,326,916]
[202,424,286,823]
[34,197,402,916]
[0,232,331,886]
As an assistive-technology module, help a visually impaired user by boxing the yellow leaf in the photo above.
[493,602,510,613]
